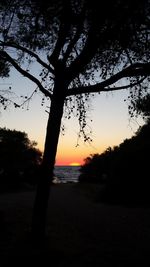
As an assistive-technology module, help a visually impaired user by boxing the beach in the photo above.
[0,183,150,266]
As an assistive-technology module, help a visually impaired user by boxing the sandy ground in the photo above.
[0,183,150,266]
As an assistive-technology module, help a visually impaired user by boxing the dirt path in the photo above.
[0,184,150,266]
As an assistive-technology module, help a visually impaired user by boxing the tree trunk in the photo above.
[31,69,67,238]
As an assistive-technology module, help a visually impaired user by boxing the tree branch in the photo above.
[62,8,86,65]
[0,41,54,74]
[0,50,52,99]
[48,2,72,66]
[67,63,150,96]
[19,88,38,108]
[66,29,99,81]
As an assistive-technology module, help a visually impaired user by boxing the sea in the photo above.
[53,166,81,183]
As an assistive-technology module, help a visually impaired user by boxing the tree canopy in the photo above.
[0,127,42,190]
[79,119,150,205]
[0,0,150,120]
[133,93,150,120]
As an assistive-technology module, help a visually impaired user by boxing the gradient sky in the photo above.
[0,69,144,166]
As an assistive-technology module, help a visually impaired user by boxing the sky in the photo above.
[0,69,144,166]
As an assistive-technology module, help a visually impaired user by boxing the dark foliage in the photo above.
[79,148,113,183]
[79,121,150,205]
[0,128,42,191]
[134,94,150,120]
[0,59,10,77]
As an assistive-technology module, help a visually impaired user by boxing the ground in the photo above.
[0,183,150,266]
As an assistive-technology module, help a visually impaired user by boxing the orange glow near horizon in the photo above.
[69,162,81,166]
[54,137,87,166]
[55,159,83,166]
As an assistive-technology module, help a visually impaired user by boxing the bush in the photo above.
[0,128,42,192]
[79,121,150,205]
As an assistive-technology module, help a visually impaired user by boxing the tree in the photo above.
[0,127,42,189]
[0,0,150,237]
[79,121,150,205]
[133,94,150,121]
[79,148,112,183]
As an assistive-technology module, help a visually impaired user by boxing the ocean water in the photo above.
[53,166,81,183]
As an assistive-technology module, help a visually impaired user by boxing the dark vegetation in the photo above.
[79,95,150,205]
[0,128,42,192]
[79,120,150,205]
[0,0,150,235]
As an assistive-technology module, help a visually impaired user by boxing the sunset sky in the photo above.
[0,69,144,166]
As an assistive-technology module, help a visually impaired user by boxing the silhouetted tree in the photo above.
[80,121,150,205]
[79,148,112,183]
[0,0,150,236]
[134,94,150,121]
[0,128,42,190]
